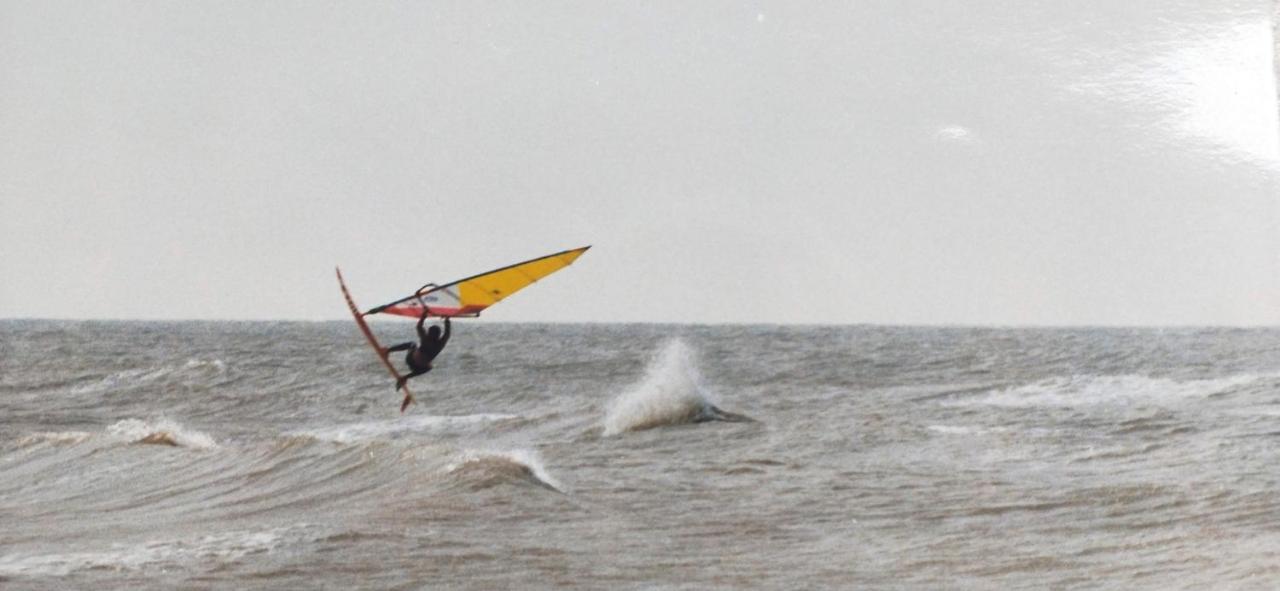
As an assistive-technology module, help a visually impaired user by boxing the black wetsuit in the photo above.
[387,312,450,388]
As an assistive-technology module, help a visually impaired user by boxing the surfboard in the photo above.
[336,267,416,412]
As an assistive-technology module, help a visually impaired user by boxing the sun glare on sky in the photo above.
[1069,20,1280,168]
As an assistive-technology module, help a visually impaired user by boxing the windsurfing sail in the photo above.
[366,246,590,319]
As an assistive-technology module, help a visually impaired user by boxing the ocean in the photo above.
[2,320,1279,589]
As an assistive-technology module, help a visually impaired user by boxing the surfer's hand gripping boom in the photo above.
[414,284,437,316]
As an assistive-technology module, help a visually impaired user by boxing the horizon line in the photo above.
[2,316,1277,330]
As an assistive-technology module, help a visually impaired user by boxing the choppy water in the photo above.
[2,320,1280,589]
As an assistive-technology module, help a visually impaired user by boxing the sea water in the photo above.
[2,321,1280,589]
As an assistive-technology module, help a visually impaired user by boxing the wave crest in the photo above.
[444,449,562,492]
[106,418,217,449]
[71,359,230,394]
[291,413,518,444]
[955,373,1270,408]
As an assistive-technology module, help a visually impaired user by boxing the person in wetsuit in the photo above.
[387,308,450,390]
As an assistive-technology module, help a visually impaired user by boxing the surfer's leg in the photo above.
[387,342,413,352]
[395,367,429,390]
[395,371,418,390]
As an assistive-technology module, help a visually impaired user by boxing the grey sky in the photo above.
[2,1,1277,324]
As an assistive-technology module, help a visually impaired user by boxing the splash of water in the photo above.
[603,339,731,436]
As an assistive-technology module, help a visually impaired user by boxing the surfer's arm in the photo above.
[416,311,429,341]
[440,317,451,346]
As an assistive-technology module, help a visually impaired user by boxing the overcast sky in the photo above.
[2,1,1278,325]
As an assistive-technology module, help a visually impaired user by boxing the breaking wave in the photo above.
[11,419,216,450]
[104,414,217,447]
[105,418,217,449]
[443,449,562,492]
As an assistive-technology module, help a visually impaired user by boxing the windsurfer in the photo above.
[387,308,450,390]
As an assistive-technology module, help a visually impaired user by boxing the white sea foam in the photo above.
[182,358,227,372]
[14,431,94,447]
[0,527,296,576]
[106,418,217,449]
[927,425,992,436]
[296,413,519,443]
[954,373,1268,408]
[603,339,720,436]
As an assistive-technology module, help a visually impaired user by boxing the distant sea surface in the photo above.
[2,320,1279,589]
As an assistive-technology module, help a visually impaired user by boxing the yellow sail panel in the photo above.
[456,251,584,307]
[373,246,590,318]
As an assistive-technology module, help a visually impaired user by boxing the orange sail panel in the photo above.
[368,246,590,318]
